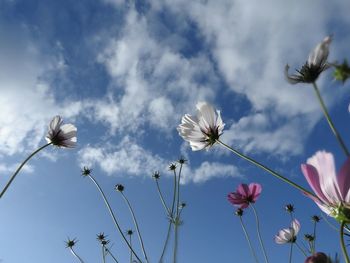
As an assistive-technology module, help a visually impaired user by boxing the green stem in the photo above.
[159,219,172,263]
[170,169,177,218]
[321,214,339,232]
[87,175,143,263]
[173,219,179,263]
[105,248,119,263]
[155,180,171,216]
[251,204,269,263]
[312,221,317,253]
[120,192,149,263]
[69,247,85,263]
[129,235,133,263]
[295,242,308,257]
[0,142,52,198]
[175,164,183,218]
[312,82,350,157]
[102,245,106,263]
[340,221,350,263]
[217,140,316,198]
[239,216,259,263]
[288,243,293,263]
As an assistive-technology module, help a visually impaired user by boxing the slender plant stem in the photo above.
[312,222,317,253]
[295,242,308,257]
[102,245,106,263]
[340,221,350,263]
[87,175,143,263]
[173,220,179,263]
[288,243,293,263]
[321,214,339,232]
[159,219,172,263]
[251,204,269,263]
[312,82,350,157]
[239,216,259,263]
[217,140,317,198]
[69,247,85,263]
[0,142,52,198]
[170,169,177,218]
[129,235,133,263]
[120,192,149,263]
[106,248,119,263]
[155,180,171,216]
[175,163,183,218]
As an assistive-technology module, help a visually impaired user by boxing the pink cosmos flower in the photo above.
[301,151,350,220]
[227,183,262,209]
[275,219,300,244]
[304,252,330,263]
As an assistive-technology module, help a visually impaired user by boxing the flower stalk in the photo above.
[312,82,349,157]
[251,204,269,263]
[217,140,316,198]
[238,214,259,263]
[0,142,52,199]
[340,221,350,263]
[86,174,143,263]
[119,191,149,263]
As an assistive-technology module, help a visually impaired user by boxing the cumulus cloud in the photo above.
[182,161,242,184]
[78,136,240,183]
[144,0,350,156]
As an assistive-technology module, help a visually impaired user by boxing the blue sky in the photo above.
[1,0,350,262]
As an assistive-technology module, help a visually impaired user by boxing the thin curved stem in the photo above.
[288,243,293,263]
[312,82,350,157]
[107,250,119,263]
[217,140,316,198]
[155,180,171,216]
[105,248,119,263]
[159,218,172,263]
[69,247,85,263]
[340,221,350,263]
[239,216,259,263]
[120,192,149,263]
[0,142,52,198]
[251,204,269,263]
[87,175,143,263]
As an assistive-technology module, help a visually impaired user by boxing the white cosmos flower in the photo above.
[274,219,300,244]
[177,102,225,151]
[45,116,77,148]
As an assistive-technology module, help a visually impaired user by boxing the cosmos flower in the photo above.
[227,183,262,209]
[177,102,225,151]
[301,151,350,222]
[275,219,300,244]
[45,116,77,148]
[285,36,332,84]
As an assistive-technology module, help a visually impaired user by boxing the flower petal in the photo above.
[338,156,350,201]
[307,151,342,205]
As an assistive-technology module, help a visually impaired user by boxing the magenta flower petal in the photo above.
[301,164,329,205]
[228,183,262,209]
[337,156,350,201]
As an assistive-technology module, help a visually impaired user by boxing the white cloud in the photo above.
[94,8,218,134]
[0,162,34,176]
[78,136,239,183]
[144,0,350,156]
[182,161,242,184]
